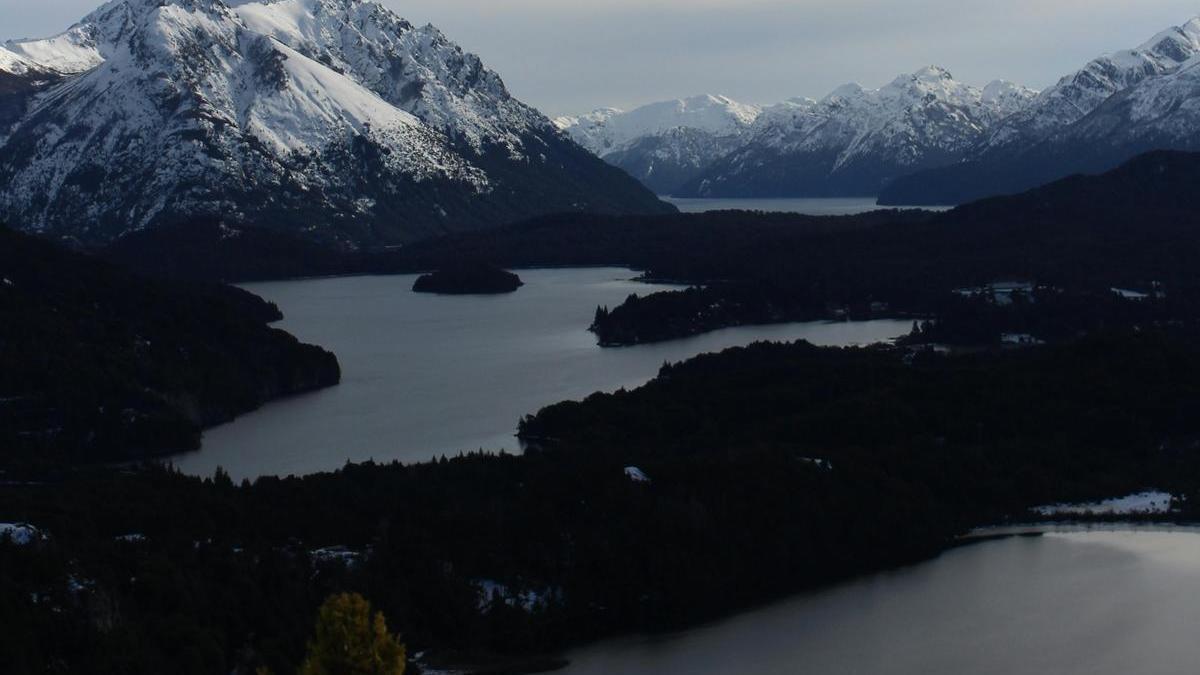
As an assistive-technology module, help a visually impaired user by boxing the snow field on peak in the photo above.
[0,47,35,75]
[3,27,103,75]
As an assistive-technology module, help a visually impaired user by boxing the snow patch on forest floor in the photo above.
[1032,491,1175,516]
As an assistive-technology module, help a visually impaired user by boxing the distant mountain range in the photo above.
[0,0,671,247]
[564,16,1200,204]
[881,17,1200,204]
[679,69,1035,199]
[559,69,1034,199]
[555,95,761,195]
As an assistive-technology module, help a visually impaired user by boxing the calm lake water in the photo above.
[562,530,1200,675]
[662,196,951,215]
[175,268,909,480]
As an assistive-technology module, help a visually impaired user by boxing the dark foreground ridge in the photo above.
[0,225,341,465]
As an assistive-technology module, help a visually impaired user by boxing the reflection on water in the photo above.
[174,268,908,480]
[562,530,1200,675]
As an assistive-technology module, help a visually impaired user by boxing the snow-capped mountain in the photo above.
[555,94,761,194]
[676,67,1036,198]
[0,0,669,246]
[880,17,1200,205]
[981,19,1200,155]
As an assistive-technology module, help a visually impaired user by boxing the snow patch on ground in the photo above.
[311,545,364,567]
[1033,491,1175,516]
[1112,288,1150,300]
[624,466,651,483]
[799,457,833,470]
[0,523,42,545]
[474,579,558,612]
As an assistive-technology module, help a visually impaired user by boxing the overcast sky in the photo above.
[4,1,1200,115]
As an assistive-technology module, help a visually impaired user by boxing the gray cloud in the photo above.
[4,0,1198,115]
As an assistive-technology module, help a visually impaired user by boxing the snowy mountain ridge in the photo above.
[561,68,1037,197]
[978,17,1200,155]
[879,15,1200,205]
[568,15,1200,202]
[752,67,1033,167]
[677,67,1037,198]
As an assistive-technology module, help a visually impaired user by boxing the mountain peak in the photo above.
[1136,14,1200,55]
[0,0,671,244]
[682,93,731,107]
[913,65,954,81]
[823,82,865,101]
[881,66,970,97]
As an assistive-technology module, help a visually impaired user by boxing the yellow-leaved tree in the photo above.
[299,593,406,675]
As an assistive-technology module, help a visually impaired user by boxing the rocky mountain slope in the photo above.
[880,17,1200,205]
[555,94,760,194]
[0,0,670,247]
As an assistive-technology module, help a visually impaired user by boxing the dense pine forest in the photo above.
[0,225,340,466]
[4,331,1200,673]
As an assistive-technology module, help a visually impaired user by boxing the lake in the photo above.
[662,196,952,215]
[173,268,909,480]
[561,529,1200,675]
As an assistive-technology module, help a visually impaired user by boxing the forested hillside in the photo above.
[0,225,340,464]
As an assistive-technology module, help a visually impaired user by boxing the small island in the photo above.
[412,264,524,295]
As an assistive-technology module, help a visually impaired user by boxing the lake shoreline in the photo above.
[554,524,1200,674]
[423,517,1200,675]
[178,269,910,480]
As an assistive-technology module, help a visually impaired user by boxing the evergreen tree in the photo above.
[299,593,406,675]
